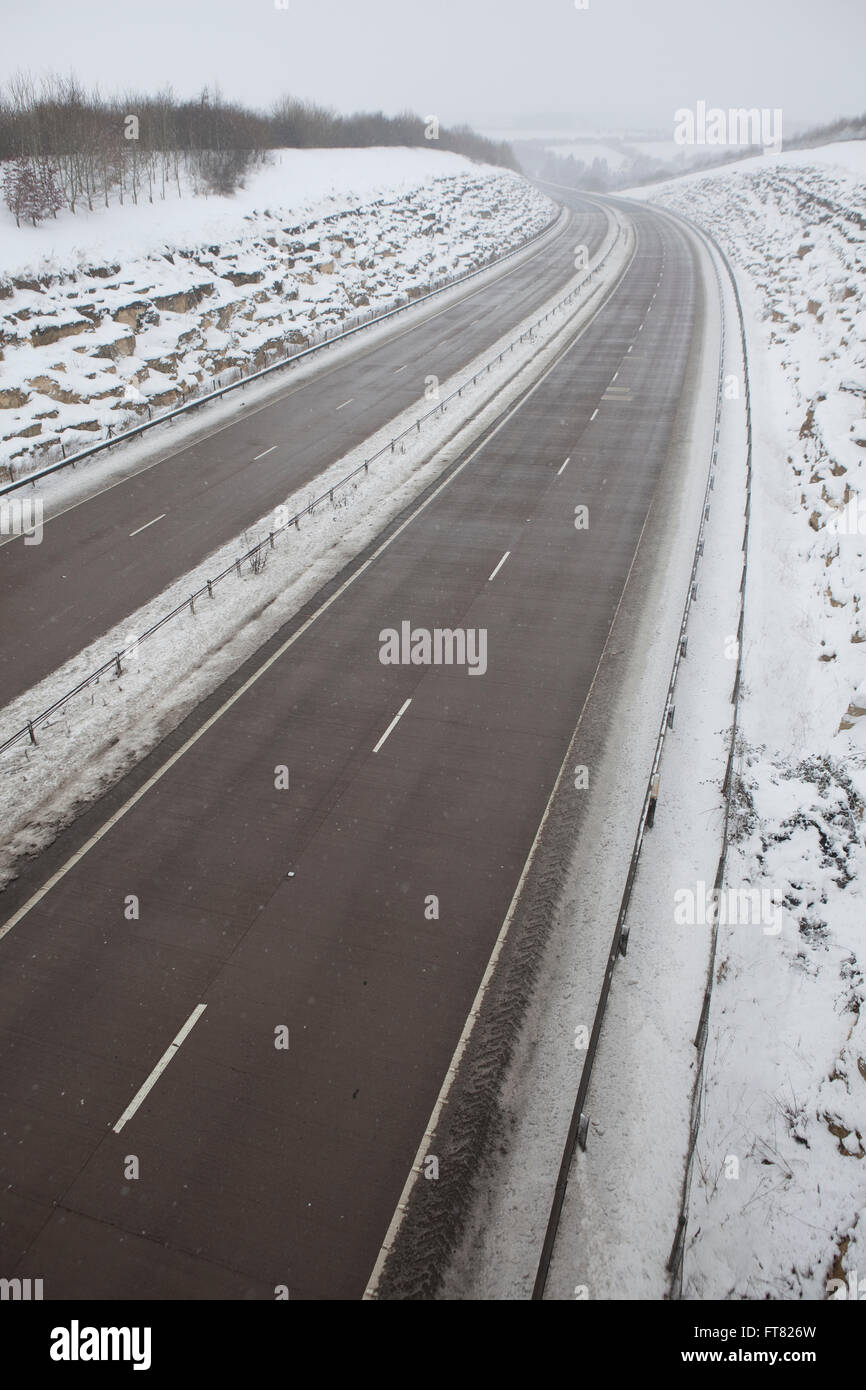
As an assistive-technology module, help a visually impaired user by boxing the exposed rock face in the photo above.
[151,290,187,314]
[149,387,183,409]
[30,318,89,347]
[223,270,264,287]
[26,376,82,404]
[112,301,153,330]
[0,168,553,473]
[92,335,137,360]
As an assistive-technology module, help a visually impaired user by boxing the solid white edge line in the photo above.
[372,698,412,754]
[557,457,570,476]
[253,445,278,460]
[487,550,511,582]
[129,513,166,538]
[0,206,634,949]
[112,1003,206,1134]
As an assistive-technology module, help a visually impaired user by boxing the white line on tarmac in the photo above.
[112,1004,207,1133]
[488,550,511,582]
[557,457,570,476]
[373,699,412,754]
[335,398,354,411]
[129,513,166,538]
[590,407,599,421]
[253,446,278,460]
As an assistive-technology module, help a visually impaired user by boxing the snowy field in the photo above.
[632,142,866,1299]
[0,149,553,477]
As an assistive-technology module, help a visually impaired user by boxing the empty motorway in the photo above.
[0,192,706,1299]
[0,196,607,710]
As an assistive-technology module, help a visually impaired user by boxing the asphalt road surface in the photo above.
[0,193,702,1299]
[0,199,607,711]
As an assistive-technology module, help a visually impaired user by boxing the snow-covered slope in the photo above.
[0,149,553,476]
[634,143,866,1298]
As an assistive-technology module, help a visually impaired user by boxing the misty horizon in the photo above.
[0,0,863,138]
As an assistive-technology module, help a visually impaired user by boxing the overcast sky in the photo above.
[1,0,863,134]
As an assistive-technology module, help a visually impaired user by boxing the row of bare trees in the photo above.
[0,73,517,226]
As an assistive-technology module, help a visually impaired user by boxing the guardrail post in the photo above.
[269,532,275,549]
[28,720,37,746]
[207,580,214,599]
[114,652,122,676]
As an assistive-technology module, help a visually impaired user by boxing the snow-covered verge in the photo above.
[0,148,553,477]
[0,208,628,894]
[633,145,866,1299]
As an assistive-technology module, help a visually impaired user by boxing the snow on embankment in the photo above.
[633,145,866,1298]
[0,149,553,477]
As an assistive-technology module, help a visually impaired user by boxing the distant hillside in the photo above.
[516,112,866,193]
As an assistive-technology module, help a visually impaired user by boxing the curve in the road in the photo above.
[0,196,702,1300]
[0,198,607,709]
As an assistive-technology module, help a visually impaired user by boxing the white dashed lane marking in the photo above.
[113,1004,207,1134]
[488,550,511,582]
[129,514,166,538]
